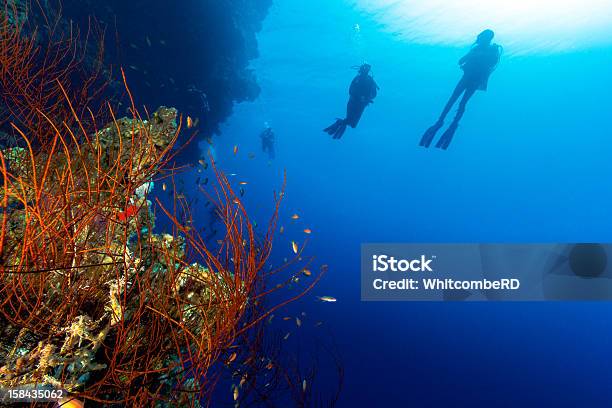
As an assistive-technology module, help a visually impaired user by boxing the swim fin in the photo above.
[436,121,458,150]
[420,120,444,148]
[324,119,343,135]
[332,121,348,139]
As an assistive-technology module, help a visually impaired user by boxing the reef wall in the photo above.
[60,0,273,163]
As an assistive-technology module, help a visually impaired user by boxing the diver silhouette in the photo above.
[260,123,275,159]
[324,63,379,139]
[420,29,502,150]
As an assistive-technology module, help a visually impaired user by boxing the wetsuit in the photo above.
[324,72,378,139]
[346,74,378,128]
[420,43,501,149]
[260,128,275,159]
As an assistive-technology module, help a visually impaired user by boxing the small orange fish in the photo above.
[187,116,194,129]
[303,229,312,234]
[303,269,312,277]
[239,181,248,185]
[291,214,299,220]
[233,145,238,155]
[282,317,292,321]
[291,241,298,254]
[266,362,274,370]
[227,352,237,364]
[118,204,139,222]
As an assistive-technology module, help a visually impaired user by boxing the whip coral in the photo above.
[0,3,325,406]
[0,79,303,406]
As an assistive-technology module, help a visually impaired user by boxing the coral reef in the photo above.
[0,95,280,405]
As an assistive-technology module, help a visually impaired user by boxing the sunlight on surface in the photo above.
[353,0,612,53]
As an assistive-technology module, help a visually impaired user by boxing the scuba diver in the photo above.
[260,123,275,159]
[420,29,502,150]
[324,63,379,139]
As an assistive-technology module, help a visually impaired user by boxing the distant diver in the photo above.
[420,29,502,150]
[260,123,275,159]
[324,63,379,139]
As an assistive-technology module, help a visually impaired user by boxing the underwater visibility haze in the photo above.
[2,0,612,406]
[218,0,612,406]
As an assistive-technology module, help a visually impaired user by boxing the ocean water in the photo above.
[202,0,612,406]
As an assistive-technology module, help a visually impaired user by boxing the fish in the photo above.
[160,39,167,45]
[233,145,238,155]
[267,314,275,324]
[296,317,301,327]
[302,379,307,393]
[291,241,298,254]
[248,152,256,159]
[162,183,167,191]
[187,116,194,129]
[240,188,245,196]
[169,77,175,85]
[279,226,284,234]
[198,159,206,167]
[227,352,237,364]
[291,214,299,220]
[317,296,337,303]
[129,65,138,71]
[239,181,248,185]
[282,317,292,321]
[315,321,323,327]
[283,332,291,340]
[129,43,138,49]
[117,204,139,222]
[303,229,312,234]
[303,269,312,277]
[146,36,152,47]
[233,386,239,401]
[266,362,274,370]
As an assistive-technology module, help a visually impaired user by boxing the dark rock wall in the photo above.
[60,0,273,162]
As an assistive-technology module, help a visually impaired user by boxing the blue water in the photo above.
[196,1,612,406]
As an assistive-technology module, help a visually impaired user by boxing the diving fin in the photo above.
[332,121,348,139]
[436,121,458,150]
[324,119,343,135]
[420,120,444,148]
